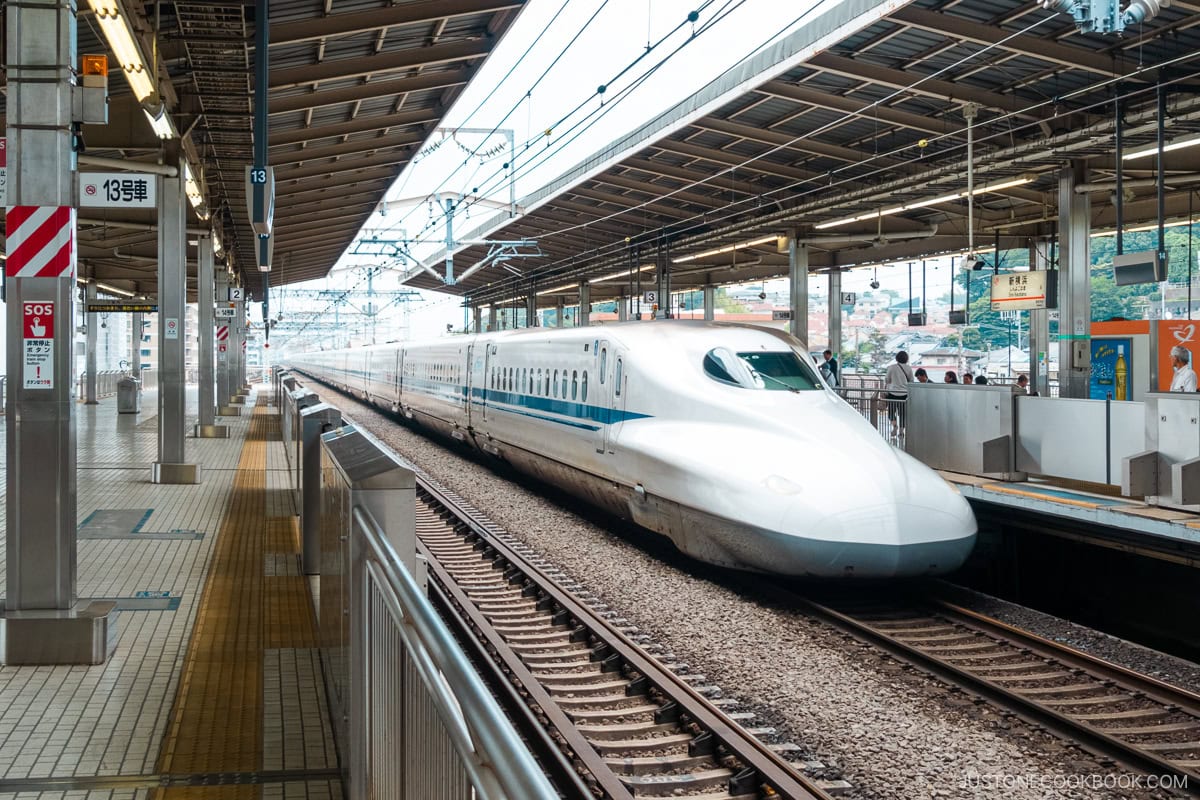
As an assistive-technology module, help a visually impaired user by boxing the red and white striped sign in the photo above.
[216,325,229,342]
[5,206,75,279]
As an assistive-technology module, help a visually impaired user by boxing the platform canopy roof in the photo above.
[405,0,1200,309]
[1,0,525,300]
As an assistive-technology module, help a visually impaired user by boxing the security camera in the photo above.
[966,255,986,271]
[758,291,767,300]
[870,279,881,290]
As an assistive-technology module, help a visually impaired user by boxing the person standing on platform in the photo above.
[975,374,989,385]
[821,350,839,387]
[1170,345,1197,392]
[944,371,959,384]
[962,373,974,385]
[884,350,914,435]
[915,368,929,383]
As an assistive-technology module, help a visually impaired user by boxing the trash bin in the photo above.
[117,377,142,414]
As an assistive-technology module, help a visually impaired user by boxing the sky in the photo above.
[272,0,839,351]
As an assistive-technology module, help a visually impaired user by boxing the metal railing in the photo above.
[840,386,907,448]
[76,368,158,399]
[349,506,556,800]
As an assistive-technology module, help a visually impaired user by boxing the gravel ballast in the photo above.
[331,394,1189,800]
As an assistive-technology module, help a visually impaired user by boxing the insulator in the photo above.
[1123,0,1166,25]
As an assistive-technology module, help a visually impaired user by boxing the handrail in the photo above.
[351,505,557,800]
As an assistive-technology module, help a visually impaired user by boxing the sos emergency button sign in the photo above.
[23,300,54,390]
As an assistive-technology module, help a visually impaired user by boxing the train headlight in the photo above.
[764,474,804,495]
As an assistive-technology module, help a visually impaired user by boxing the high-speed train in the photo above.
[294,321,977,578]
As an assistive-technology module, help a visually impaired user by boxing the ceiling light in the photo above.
[672,235,780,264]
[536,282,579,296]
[814,175,1036,230]
[1091,218,1196,237]
[212,227,223,255]
[589,263,657,283]
[87,0,157,103]
[145,108,175,140]
[1122,134,1200,161]
[183,160,209,219]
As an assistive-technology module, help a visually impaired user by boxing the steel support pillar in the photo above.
[236,295,248,390]
[525,293,537,327]
[656,246,670,319]
[579,283,591,327]
[473,306,482,333]
[216,270,236,414]
[153,175,200,484]
[702,285,715,321]
[84,280,98,403]
[618,295,628,322]
[789,237,809,344]
[556,297,565,327]
[195,235,226,437]
[828,269,843,359]
[3,0,117,663]
[1058,162,1091,399]
[1028,237,1052,396]
[130,311,143,381]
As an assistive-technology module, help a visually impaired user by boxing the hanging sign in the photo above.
[23,300,54,390]
[78,172,156,208]
[643,290,658,304]
[990,272,1057,311]
[228,287,244,302]
[87,302,158,313]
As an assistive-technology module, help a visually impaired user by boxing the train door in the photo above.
[482,343,497,423]
[594,340,613,453]
[608,348,628,453]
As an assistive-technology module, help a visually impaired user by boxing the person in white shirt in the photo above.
[884,350,914,430]
[1170,345,1197,392]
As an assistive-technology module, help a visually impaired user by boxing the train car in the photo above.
[293,321,976,578]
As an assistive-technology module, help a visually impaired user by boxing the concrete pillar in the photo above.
[473,306,482,333]
[215,270,232,409]
[618,295,628,322]
[1058,162,1091,398]
[85,280,98,404]
[130,312,143,381]
[153,175,200,484]
[3,0,91,634]
[196,235,226,437]
[1028,237,1052,397]
[828,269,843,360]
[556,297,565,327]
[703,285,716,321]
[579,282,591,327]
[789,237,809,344]
[656,245,670,319]
[525,292,538,327]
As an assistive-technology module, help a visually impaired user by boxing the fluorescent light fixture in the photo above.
[145,108,175,140]
[537,282,579,296]
[1091,218,1196,237]
[212,227,223,255]
[590,263,657,283]
[97,281,136,298]
[672,235,780,264]
[182,160,209,219]
[814,175,1036,230]
[1122,134,1200,161]
[87,0,157,103]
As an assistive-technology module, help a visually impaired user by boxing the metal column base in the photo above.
[194,424,230,438]
[152,462,202,484]
[0,600,118,665]
[229,395,246,405]
[219,405,242,416]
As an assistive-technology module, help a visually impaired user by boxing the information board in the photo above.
[23,300,54,389]
[990,271,1056,311]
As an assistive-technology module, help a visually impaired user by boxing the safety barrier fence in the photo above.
[275,368,559,800]
[76,368,158,400]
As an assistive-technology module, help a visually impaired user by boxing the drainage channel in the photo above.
[416,478,836,800]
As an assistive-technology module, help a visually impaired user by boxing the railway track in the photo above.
[414,478,835,800]
[776,586,1200,795]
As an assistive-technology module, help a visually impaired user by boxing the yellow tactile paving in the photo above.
[980,483,1105,509]
[154,399,320,800]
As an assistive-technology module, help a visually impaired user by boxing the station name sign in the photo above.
[87,302,158,313]
[990,271,1057,311]
[79,172,156,208]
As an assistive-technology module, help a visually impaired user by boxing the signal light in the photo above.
[82,54,108,77]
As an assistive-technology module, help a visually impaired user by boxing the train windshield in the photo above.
[703,348,822,391]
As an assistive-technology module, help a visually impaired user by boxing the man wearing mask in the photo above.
[1171,345,1197,392]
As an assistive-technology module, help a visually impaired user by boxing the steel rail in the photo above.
[414,478,832,800]
[757,580,1200,796]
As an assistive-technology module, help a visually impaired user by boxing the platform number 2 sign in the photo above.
[228,287,244,302]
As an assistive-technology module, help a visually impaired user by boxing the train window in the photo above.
[546,371,551,396]
[572,370,578,401]
[615,358,622,396]
[599,348,607,383]
[581,371,588,402]
[553,370,559,397]
[703,348,821,391]
[562,370,568,399]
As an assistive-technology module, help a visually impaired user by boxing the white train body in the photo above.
[294,321,977,578]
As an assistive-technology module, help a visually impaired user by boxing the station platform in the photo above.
[941,471,1200,564]
[0,389,340,798]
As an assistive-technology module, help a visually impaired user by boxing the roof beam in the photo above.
[807,53,1048,121]
[569,187,697,221]
[652,139,821,185]
[272,151,413,182]
[595,172,726,210]
[620,157,749,193]
[271,132,423,165]
[270,40,492,90]
[756,80,950,136]
[269,107,440,146]
[270,69,470,115]
[888,6,1126,78]
[270,0,523,47]
[693,116,902,167]
[274,169,398,197]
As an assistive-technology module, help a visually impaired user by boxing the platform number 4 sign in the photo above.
[228,287,244,302]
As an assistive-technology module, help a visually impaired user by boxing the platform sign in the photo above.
[22,300,54,389]
[165,317,179,340]
[79,172,155,208]
[228,287,244,302]
[990,272,1056,311]
[840,292,857,305]
[772,309,792,321]
[0,137,7,206]
[643,290,658,304]
[87,302,158,313]
[215,305,236,318]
